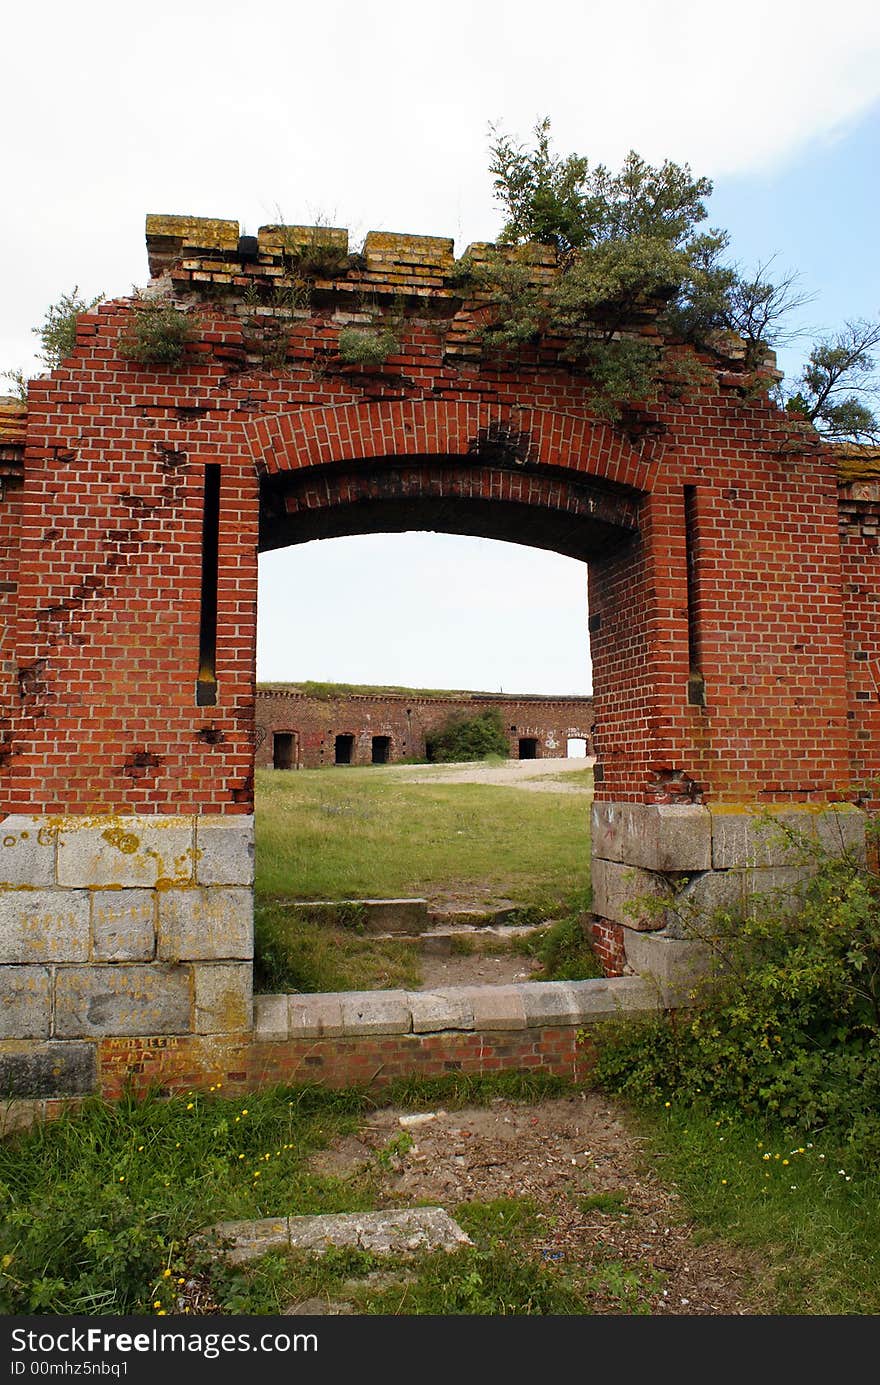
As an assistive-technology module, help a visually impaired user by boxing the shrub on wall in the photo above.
[426,708,510,762]
[119,302,197,368]
[337,324,400,369]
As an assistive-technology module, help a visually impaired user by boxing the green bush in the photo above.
[337,324,399,368]
[34,288,103,369]
[426,708,510,763]
[119,302,196,368]
[528,910,603,981]
[594,825,880,1162]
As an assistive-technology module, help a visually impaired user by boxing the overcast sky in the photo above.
[3,0,879,693]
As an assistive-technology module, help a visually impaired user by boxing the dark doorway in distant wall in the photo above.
[372,735,391,764]
[518,737,539,760]
[273,731,297,770]
[335,734,355,765]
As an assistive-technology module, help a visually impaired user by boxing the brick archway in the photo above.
[251,399,649,555]
[258,454,641,558]
[0,214,872,1103]
[248,398,654,491]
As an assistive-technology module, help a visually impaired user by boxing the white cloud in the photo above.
[5,0,878,692]
[3,0,879,370]
[257,535,591,693]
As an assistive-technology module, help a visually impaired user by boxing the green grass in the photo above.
[256,680,488,700]
[624,1101,880,1314]
[253,899,601,993]
[523,907,604,981]
[0,1085,377,1315]
[5,1073,880,1315]
[0,1075,576,1316]
[255,765,591,910]
[253,904,422,993]
[224,1191,653,1316]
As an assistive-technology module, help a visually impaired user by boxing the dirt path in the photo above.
[418,948,543,989]
[307,1093,762,1315]
[396,756,595,793]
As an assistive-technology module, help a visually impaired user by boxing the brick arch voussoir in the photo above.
[247,399,653,493]
[276,461,640,540]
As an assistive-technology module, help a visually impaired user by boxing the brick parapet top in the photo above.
[0,400,27,444]
[0,399,26,478]
[834,443,880,489]
[139,212,757,373]
[256,686,594,708]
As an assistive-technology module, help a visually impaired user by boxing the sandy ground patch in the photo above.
[305,1093,762,1315]
[395,756,595,792]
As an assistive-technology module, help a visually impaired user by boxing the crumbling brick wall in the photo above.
[836,454,880,806]
[0,213,874,1104]
[3,217,856,814]
[0,402,25,773]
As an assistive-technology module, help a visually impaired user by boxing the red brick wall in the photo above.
[0,476,22,770]
[96,1028,596,1097]
[838,480,880,804]
[254,690,594,768]
[8,306,259,814]
[589,441,852,804]
[0,220,865,816]
[589,918,627,977]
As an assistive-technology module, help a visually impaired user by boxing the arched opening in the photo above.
[334,733,355,765]
[371,736,391,765]
[253,451,637,999]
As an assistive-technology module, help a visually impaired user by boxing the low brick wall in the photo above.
[1,976,660,1126]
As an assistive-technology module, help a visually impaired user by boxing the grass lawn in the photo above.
[630,1102,880,1315]
[254,762,596,992]
[255,764,592,910]
[4,1077,880,1315]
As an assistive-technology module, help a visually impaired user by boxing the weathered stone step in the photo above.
[275,898,428,933]
[427,905,520,928]
[371,923,549,956]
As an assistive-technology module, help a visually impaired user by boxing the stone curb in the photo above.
[256,976,659,1041]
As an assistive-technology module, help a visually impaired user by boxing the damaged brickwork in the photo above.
[0,215,877,1106]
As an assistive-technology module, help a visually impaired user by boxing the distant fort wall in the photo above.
[254,686,595,768]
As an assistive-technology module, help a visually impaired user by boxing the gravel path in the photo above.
[305,1094,762,1315]
[396,756,595,792]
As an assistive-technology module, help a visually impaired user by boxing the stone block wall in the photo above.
[589,800,866,980]
[0,813,254,1100]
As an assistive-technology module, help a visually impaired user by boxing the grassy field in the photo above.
[254,764,592,910]
[4,761,877,1316]
[4,1077,880,1315]
[254,762,595,991]
[633,1103,880,1315]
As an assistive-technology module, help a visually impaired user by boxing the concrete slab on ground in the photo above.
[208,1207,472,1263]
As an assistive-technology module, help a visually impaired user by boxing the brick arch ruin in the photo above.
[0,214,877,1107]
